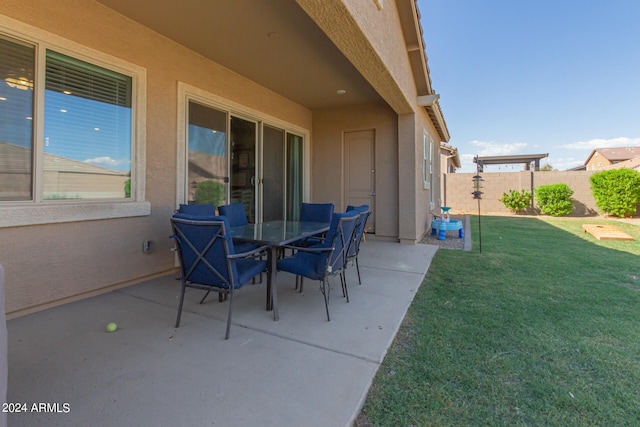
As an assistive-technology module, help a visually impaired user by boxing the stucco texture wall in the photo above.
[0,0,311,315]
[312,104,399,239]
[444,170,599,216]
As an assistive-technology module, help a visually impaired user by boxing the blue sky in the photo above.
[418,0,640,172]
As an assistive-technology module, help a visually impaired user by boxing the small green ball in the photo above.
[106,322,117,333]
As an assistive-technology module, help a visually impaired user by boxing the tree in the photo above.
[540,164,555,171]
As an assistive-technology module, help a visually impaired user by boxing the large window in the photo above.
[0,36,35,201]
[0,21,147,227]
[423,132,435,207]
[44,50,132,200]
[0,35,133,201]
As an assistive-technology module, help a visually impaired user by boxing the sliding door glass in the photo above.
[230,116,257,223]
[187,101,227,206]
[286,132,304,221]
[262,125,285,221]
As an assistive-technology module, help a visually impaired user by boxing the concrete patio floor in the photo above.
[7,240,438,427]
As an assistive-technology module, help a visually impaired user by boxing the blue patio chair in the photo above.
[300,202,334,223]
[218,203,249,226]
[218,203,261,254]
[289,203,335,263]
[170,215,267,339]
[298,202,334,246]
[277,210,359,321]
[176,203,216,216]
[346,205,371,285]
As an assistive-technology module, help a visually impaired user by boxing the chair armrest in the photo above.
[228,245,269,259]
[279,244,334,254]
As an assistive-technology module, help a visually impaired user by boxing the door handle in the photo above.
[370,193,376,196]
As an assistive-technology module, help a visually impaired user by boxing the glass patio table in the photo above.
[230,220,330,321]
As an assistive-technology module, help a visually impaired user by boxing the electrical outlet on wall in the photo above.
[143,240,153,254]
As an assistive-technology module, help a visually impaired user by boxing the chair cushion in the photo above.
[277,252,326,280]
[178,203,216,216]
[346,204,369,213]
[300,203,334,223]
[322,210,360,246]
[233,241,261,254]
[235,258,267,287]
[172,213,223,222]
[218,203,249,227]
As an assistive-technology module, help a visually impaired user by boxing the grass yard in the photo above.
[357,216,640,426]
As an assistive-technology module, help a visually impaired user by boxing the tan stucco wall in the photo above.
[312,104,399,239]
[0,0,312,315]
[397,112,442,243]
[585,156,613,171]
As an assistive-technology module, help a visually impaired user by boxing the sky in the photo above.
[418,0,640,172]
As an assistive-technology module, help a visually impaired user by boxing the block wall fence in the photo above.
[442,170,600,216]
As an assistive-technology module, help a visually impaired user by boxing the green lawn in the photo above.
[357,216,640,426]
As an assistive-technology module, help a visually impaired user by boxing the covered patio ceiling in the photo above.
[95,0,385,110]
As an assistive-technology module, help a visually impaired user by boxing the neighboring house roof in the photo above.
[0,141,127,176]
[584,146,640,165]
[440,142,461,169]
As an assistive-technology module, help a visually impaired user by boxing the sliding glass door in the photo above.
[186,99,304,223]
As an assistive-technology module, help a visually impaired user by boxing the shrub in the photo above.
[500,189,532,213]
[535,183,574,216]
[590,168,640,217]
[195,180,225,207]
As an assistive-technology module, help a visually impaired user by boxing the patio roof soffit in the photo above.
[295,0,414,115]
[95,0,385,110]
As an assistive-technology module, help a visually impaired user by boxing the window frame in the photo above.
[0,15,149,228]
[423,130,435,209]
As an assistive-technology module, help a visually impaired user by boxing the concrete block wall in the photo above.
[443,170,599,216]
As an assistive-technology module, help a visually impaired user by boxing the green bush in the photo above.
[535,183,574,216]
[590,168,640,217]
[500,189,532,213]
[195,180,225,207]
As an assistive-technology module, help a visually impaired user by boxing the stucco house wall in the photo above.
[300,0,445,244]
[312,104,400,240]
[0,0,312,316]
[1,0,448,316]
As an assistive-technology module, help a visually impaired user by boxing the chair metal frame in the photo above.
[345,205,372,285]
[171,217,267,339]
[278,212,359,320]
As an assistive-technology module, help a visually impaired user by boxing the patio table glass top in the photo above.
[230,220,330,246]
[229,220,330,320]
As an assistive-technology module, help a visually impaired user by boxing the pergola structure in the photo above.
[474,153,549,172]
